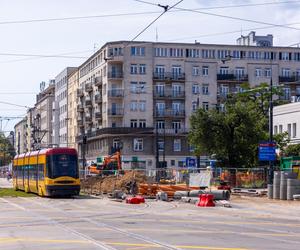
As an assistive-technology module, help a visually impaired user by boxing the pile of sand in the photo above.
[81,171,147,194]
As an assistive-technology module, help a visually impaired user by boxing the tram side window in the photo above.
[38,164,44,180]
[24,165,28,179]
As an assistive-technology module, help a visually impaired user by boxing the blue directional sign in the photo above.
[186,157,196,168]
[259,141,276,161]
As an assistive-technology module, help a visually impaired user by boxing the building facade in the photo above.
[53,67,77,147]
[14,118,27,154]
[67,69,79,148]
[274,102,300,144]
[74,37,300,169]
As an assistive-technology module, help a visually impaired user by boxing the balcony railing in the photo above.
[85,99,92,107]
[108,89,124,97]
[77,104,84,112]
[108,108,124,116]
[77,89,84,97]
[153,72,185,81]
[95,111,102,119]
[94,94,102,103]
[154,90,185,98]
[94,76,103,86]
[156,128,188,134]
[155,109,185,117]
[85,83,93,92]
[108,71,123,79]
[279,76,300,83]
[217,74,248,81]
[76,127,154,141]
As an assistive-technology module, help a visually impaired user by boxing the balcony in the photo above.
[77,118,84,127]
[154,109,185,118]
[108,71,123,79]
[217,74,248,82]
[77,104,84,112]
[279,76,300,83]
[77,89,84,97]
[108,108,124,116]
[154,90,185,99]
[95,111,102,119]
[95,93,102,103]
[94,76,102,86]
[108,89,124,98]
[85,83,93,92]
[85,115,92,124]
[85,99,92,107]
[76,127,154,141]
[156,128,188,135]
[153,72,185,81]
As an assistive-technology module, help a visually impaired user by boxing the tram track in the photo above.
[16,197,183,250]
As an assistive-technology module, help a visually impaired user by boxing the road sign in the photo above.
[259,141,276,161]
[186,157,196,168]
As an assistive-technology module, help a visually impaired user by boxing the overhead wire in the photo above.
[0,0,297,26]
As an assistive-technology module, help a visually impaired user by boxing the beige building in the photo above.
[67,70,79,148]
[74,36,300,169]
[14,118,27,154]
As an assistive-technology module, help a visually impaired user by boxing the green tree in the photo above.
[189,83,286,168]
[0,133,15,166]
[283,144,300,157]
[189,100,267,168]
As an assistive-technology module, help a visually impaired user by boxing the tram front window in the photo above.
[47,154,79,178]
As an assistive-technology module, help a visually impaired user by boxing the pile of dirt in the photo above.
[81,171,147,194]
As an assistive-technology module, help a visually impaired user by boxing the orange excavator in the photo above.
[88,151,122,176]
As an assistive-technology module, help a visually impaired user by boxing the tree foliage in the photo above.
[283,144,300,157]
[189,83,288,168]
[0,133,15,166]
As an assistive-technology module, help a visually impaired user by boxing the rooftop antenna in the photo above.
[156,27,158,42]
[93,43,98,52]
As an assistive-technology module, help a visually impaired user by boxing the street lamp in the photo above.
[268,66,274,185]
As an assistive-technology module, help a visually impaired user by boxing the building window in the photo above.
[202,102,209,111]
[288,123,292,138]
[279,125,283,133]
[156,120,165,129]
[131,46,145,56]
[274,125,278,135]
[155,48,168,57]
[192,101,198,111]
[293,123,297,138]
[171,160,176,166]
[192,84,199,94]
[139,64,146,74]
[219,67,229,75]
[130,64,138,74]
[265,68,271,78]
[255,68,262,77]
[130,101,138,111]
[139,101,146,111]
[139,119,146,128]
[130,81,138,93]
[138,82,146,93]
[173,139,181,152]
[130,120,138,128]
[158,139,164,151]
[282,68,290,77]
[133,138,143,151]
[202,84,209,95]
[192,66,200,76]
[202,66,209,76]
[113,138,121,149]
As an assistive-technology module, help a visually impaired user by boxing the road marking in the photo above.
[0,237,249,250]
[1,197,116,250]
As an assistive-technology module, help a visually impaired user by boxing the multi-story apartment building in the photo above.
[67,69,79,148]
[52,67,77,147]
[75,34,300,169]
[14,118,27,154]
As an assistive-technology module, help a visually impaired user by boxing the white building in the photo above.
[273,102,300,144]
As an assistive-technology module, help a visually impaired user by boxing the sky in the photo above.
[0,0,300,134]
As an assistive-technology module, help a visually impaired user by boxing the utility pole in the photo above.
[268,73,274,185]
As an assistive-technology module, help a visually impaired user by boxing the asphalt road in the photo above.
[1,178,300,250]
